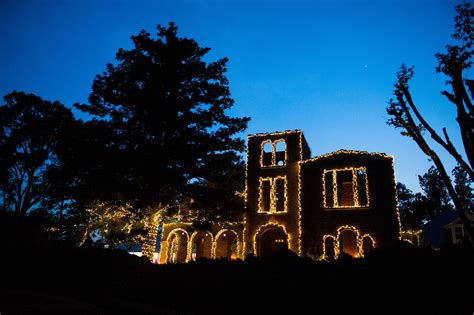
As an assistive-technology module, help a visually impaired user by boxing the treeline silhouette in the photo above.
[0,23,248,248]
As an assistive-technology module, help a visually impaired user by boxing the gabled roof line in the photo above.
[300,149,392,164]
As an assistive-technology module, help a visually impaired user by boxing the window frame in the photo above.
[322,167,370,209]
[260,139,287,168]
[258,176,288,214]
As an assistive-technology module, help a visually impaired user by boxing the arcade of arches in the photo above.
[165,228,240,263]
[322,226,375,260]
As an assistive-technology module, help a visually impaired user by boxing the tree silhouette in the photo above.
[386,3,474,244]
[418,166,454,220]
[76,22,249,259]
[398,167,453,230]
[453,164,474,215]
[0,91,75,217]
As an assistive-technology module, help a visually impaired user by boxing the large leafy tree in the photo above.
[76,23,249,258]
[386,3,474,244]
[453,164,474,215]
[397,182,424,230]
[398,167,453,230]
[0,91,75,217]
[418,166,454,220]
[398,165,473,230]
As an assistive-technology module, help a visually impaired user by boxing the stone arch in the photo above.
[254,223,289,257]
[214,229,239,260]
[336,225,361,258]
[360,234,376,256]
[322,235,336,260]
[189,230,213,261]
[166,228,189,263]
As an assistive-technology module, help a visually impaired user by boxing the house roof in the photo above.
[300,149,392,164]
[444,212,474,228]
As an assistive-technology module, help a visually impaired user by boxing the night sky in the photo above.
[0,0,463,192]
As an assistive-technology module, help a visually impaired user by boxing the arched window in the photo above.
[167,229,189,263]
[215,230,239,259]
[260,139,286,167]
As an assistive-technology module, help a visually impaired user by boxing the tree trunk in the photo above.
[141,213,160,262]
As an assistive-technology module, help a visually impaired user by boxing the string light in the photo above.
[142,213,160,261]
[301,149,393,164]
[188,230,213,261]
[213,229,241,259]
[162,227,190,263]
[390,156,402,239]
[321,225,376,259]
[322,167,370,208]
[157,131,399,263]
[253,222,291,255]
[400,229,422,245]
[297,158,303,256]
[260,138,287,167]
[257,176,288,213]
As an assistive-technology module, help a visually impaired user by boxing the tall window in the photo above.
[323,168,369,208]
[261,139,286,167]
[259,176,287,213]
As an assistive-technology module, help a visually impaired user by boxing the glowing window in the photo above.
[260,139,286,167]
[259,176,287,213]
[323,168,369,208]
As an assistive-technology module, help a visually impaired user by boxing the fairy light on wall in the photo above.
[188,230,214,261]
[322,167,370,209]
[258,176,288,213]
[158,131,398,262]
[213,229,241,259]
[321,225,376,259]
[301,149,393,164]
[390,156,402,238]
[253,222,291,255]
[321,234,336,259]
[163,227,190,263]
[259,138,287,167]
[297,160,303,256]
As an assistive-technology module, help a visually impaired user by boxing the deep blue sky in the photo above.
[0,0,465,192]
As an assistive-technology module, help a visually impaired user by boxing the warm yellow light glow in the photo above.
[400,229,422,245]
[188,230,213,261]
[142,213,160,261]
[253,222,291,255]
[390,156,402,239]
[321,225,376,259]
[322,167,370,209]
[297,134,304,255]
[301,149,392,164]
[213,229,241,259]
[258,176,288,213]
[164,227,190,263]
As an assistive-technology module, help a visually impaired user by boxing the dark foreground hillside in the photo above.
[0,243,473,314]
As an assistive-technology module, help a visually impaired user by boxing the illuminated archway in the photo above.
[189,231,213,261]
[322,235,336,260]
[214,229,239,260]
[335,225,361,258]
[166,229,189,263]
[339,229,359,258]
[361,234,376,256]
[255,224,289,257]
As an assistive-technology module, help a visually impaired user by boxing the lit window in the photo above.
[259,176,287,213]
[261,139,286,167]
[323,168,369,208]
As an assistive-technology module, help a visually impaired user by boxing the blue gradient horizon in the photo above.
[0,0,464,192]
